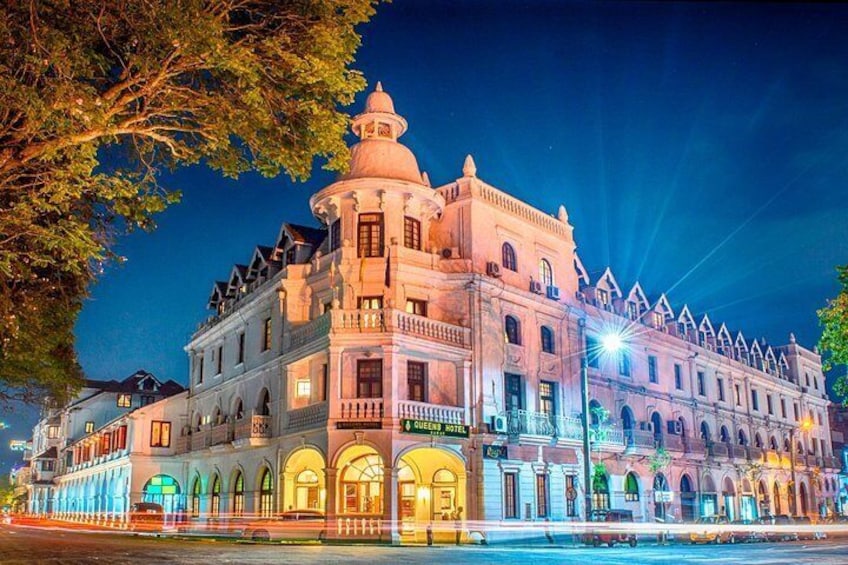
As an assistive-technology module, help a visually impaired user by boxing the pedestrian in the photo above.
[454,506,463,545]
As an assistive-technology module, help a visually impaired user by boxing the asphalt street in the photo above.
[1,524,847,565]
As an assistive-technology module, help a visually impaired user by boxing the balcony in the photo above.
[708,443,729,459]
[398,400,465,425]
[174,435,190,455]
[503,410,583,442]
[337,398,383,421]
[824,455,841,470]
[664,435,684,452]
[683,437,706,455]
[286,402,328,432]
[288,313,331,350]
[746,446,763,461]
[765,449,781,466]
[329,309,471,349]
[233,415,272,448]
[624,429,656,449]
[729,445,747,460]
[190,428,210,451]
[209,423,233,447]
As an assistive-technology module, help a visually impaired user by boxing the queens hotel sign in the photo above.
[401,418,470,438]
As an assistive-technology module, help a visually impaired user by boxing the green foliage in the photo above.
[818,265,848,404]
[591,462,607,491]
[648,447,671,475]
[0,0,379,405]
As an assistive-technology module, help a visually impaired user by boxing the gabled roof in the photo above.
[208,281,228,308]
[227,264,249,293]
[277,222,326,249]
[734,331,749,350]
[651,293,674,318]
[84,371,184,396]
[764,345,777,363]
[677,305,696,328]
[749,339,763,358]
[596,267,622,297]
[574,254,590,287]
[626,282,650,310]
[698,314,715,335]
[716,323,733,344]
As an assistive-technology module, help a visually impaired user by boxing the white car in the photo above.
[242,510,326,542]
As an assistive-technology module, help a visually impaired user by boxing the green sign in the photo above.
[401,418,469,438]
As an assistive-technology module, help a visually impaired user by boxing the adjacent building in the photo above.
[176,83,840,543]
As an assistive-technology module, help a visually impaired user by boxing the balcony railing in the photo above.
[398,400,465,425]
[175,435,190,455]
[709,443,729,458]
[234,415,272,441]
[504,410,583,441]
[824,455,840,469]
[683,437,706,454]
[746,446,763,461]
[730,445,747,460]
[664,435,684,452]
[190,429,210,451]
[329,309,471,349]
[338,398,383,420]
[624,429,655,449]
[289,313,331,350]
[210,423,233,446]
[286,402,328,432]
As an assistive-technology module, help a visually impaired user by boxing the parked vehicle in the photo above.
[759,514,798,542]
[128,502,165,532]
[793,516,825,540]
[689,515,732,544]
[582,509,638,548]
[242,510,326,542]
[729,519,764,543]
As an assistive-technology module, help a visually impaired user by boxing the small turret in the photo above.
[462,154,477,178]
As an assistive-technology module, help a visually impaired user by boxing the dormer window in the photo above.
[285,246,298,265]
[653,312,664,329]
[597,288,609,306]
[628,302,638,320]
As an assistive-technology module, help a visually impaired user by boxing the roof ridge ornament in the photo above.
[462,154,477,178]
[375,80,383,92]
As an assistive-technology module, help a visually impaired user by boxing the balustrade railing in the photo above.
[746,446,763,461]
[286,403,328,432]
[338,398,383,420]
[504,410,583,440]
[328,309,471,348]
[683,437,706,454]
[190,429,210,451]
[709,443,729,458]
[336,517,384,539]
[398,401,465,425]
[664,434,684,452]
[234,415,271,440]
[730,445,747,460]
[624,429,656,449]
[289,313,331,349]
[209,423,232,446]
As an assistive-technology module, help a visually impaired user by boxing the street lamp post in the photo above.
[578,318,592,522]
[789,418,813,516]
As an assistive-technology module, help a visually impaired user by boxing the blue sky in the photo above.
[4,1,848,472]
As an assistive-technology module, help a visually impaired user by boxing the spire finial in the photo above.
[421,171,431,187]
[375,81,383,92]
[557,205,569,223]
[789,332,796,344]
[462,154,477,177]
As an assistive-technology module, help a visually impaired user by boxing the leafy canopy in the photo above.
[0,0,379,406]
[818,265,848,404]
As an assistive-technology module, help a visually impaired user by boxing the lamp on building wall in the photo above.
[578,318,625,522]
[789,417,814,516]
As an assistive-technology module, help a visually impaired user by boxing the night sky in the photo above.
[4,1,848,472]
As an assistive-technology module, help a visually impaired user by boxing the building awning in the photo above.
[33,446,58,460]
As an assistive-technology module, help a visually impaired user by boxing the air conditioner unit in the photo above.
[546,285,560,301]
[801,386,809,393]
[486,261,502,278]
[529,280,543,294]
[667,420,682,435]
[490,415,508,434]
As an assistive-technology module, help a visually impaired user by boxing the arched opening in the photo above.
[191,476,201,518]
[720,425,730,444]
[210,474,221,517]
[651,412,664,447]
[653,473,669,520]
[740,478,756,520]
[396,447,466,542]
[770,436,779,451]
[259,467,274,518]
[538,258,554,286]
[257,389,271,417]
[337,446,384,516]
[593,471,610,511]
[283,447,325,512]
[773,482,782,515]
[737,429,748,446]
[625,472,640,503]
[540,326,555,354]
[678,417,687,438]
[233,398,244,421]
[700,421,711,443]
[787,482,796,515]
[758,480,768,518]
[755,433,763,448]
[680,474,696,522]
[232,471,245,517]
[621,406,635,445]
[501,242,517,271]
[799,482,809,517]
[701,475,717,518]
[722,477,736,520]
[504,315,521,345]
[212,406,222,426]
[142,474,181,521]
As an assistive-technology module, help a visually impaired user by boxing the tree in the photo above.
[0,0,379,406]
[818,265,848,404]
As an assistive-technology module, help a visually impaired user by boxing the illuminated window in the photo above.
[597,288,609,306]
[117,394,132,408]
[357,213,384,258]
[262,318,272,352]
[405,299,427,317]
[296,470,320,510]
[150,421,171,448]
[539,381,556,418]
[357,360,383,399]
[653,312,664,329]
[296,380,311,398]
[359,296,383,309]
[341,454,384,514]
[624,472,640,502]
[407,362,427,403]
[592,473,610,511]
[210,475,221,516]
[191,477,201,518]
[259,468,274,518]
[142,474,181,510]
[233,472,245,517]
[85,421,94,434]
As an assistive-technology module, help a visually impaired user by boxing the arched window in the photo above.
[341,454,384,514]
[259,468,273,518]
[538,258,554,286]
[700,421,711,442]
[258,389,270,417]
[755,433,763,448]
[592,472,610,510]
[233,471,244,517]
[191,476,201,518]
[624,472,639,502]
[142,474,181,515]
[505,315,521,345]
[296,470,320,510]
[233,398,244,421]
[720,426,730,443]
[770,436,778,451]
[654,473,669,520]
[773,482,782,515]
[589,400,603,427]
[210,474,221,517]
[738,429,748,446]
[651,412,664,447]
[502,243,517,271]
[540,326,555,354]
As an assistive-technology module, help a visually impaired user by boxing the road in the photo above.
[2,524,847,564]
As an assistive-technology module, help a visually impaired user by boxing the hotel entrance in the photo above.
[396,446,466,543]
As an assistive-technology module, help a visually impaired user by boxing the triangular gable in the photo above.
[227,264,249,295]
[574,253,590,287]
[764,345,777,365]
[597,267,622,298]
[626,282,650,310]
[651,293,675,319]
[208,281,228,309]
[778,352,789,369]
[734,331,748,351]
[248,246,275,280]
[716,323,733,347]
[677,305,696,329]
[698,314,715,336]
[749,339,763,361]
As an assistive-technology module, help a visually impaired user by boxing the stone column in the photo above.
[325,467,338,539]
[383,466,399,545]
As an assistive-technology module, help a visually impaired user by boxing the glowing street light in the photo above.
[789,417,815,516]
[579,321,628,521]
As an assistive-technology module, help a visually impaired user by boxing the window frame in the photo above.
[405,299,427,317]
[505,315,521,345]
[117,394,132,408]
[150,420,171,448]
[237,332,245,365]
[503,472,518,519]
[536,473,549,518]
[330,219,342,252]
[538,258,554,287]
[501,242,517,271]
[357,359,383,399]
[403,216,421,251]
[262,317,272,352]
[407,361,428,403]
[674,363,683,390]
[648,355,658,384]
[540,326,555,354]
[357,213,385,258]
[85,421,95,434]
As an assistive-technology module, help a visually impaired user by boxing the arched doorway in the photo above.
[232,470,245,517]
[799,482,809,516]
[758,480,769,517]
[700,422,711,443]
[722,477,736,520]
[282,447,325,512]
[142,474,181,520]
[740,478,756,520]
[651,412,664,448]
[621,406,635,445]
[654,473,669,521]
[701,475,717,517]
[396,446,466,543]
[773,482,782,515]
[593,472,610,511]
[787,482,796,515]
[209,474,221,517]
[258,467,274,518]
[680,474,696,522]
[191,476,201,518]
[336,446,384,516]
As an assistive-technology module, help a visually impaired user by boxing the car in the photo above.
[759,514,798,542]
[242,510,326,542]
[582,509,638,548]
[793,516,825,540]
[729,519,764,543]
[128,502,165,533]
[689,515,732,544]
